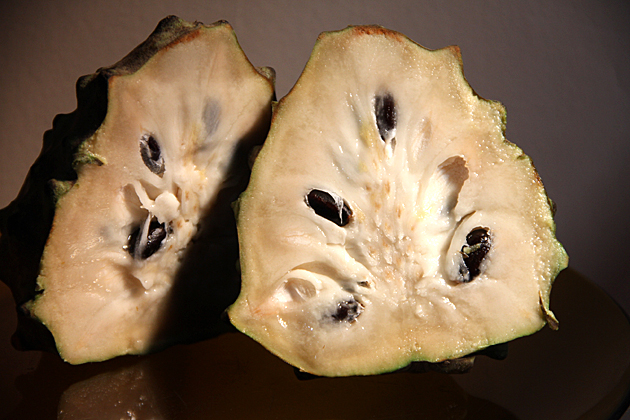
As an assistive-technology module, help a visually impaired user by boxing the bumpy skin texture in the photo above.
[0,16,274,362]
[229,25,568,377]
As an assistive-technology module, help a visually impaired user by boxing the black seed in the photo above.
[306,189,352,227]
[459,227,491,282]
[332,298,364,323]
[144,220,167,258]
[467,228,490,248]
[140,134,165,177]
[126,217,167,259]
[126,229,139,255]
[375,93,397,141]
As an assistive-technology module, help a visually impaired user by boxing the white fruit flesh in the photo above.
[229,26,568,376]
[29,21,274,364]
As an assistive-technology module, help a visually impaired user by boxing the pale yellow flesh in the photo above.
[229,26,567,376]
[29,23,274,364]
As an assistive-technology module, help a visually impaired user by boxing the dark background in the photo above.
[0,1,628,417]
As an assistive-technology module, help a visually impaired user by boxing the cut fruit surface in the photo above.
[228,25,568,377]
[0,16,274,364]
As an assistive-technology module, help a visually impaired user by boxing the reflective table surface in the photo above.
[1,268,629,420]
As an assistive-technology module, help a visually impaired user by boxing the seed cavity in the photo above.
[284,278,317,302]
[331,298,364,323]
[459,227,491,282]
[433,156,469,216]
[306,189,352,227]
[140,134,165,177]
[126,216,168,260]
[374,93,397,142]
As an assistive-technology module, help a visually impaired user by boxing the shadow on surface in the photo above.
[6,331,518,420]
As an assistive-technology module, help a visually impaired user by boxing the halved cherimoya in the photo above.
[228,26,568,377]
[0,16,274,364]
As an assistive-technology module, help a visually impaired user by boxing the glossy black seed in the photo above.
[126,230,139,254]
[332,298,363,323]
[459,227,491,282]
[467,228,490,247]
[126,217,167,259]
[375,93,397,141]
[306,189,352,227]
[140,134,165,177]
